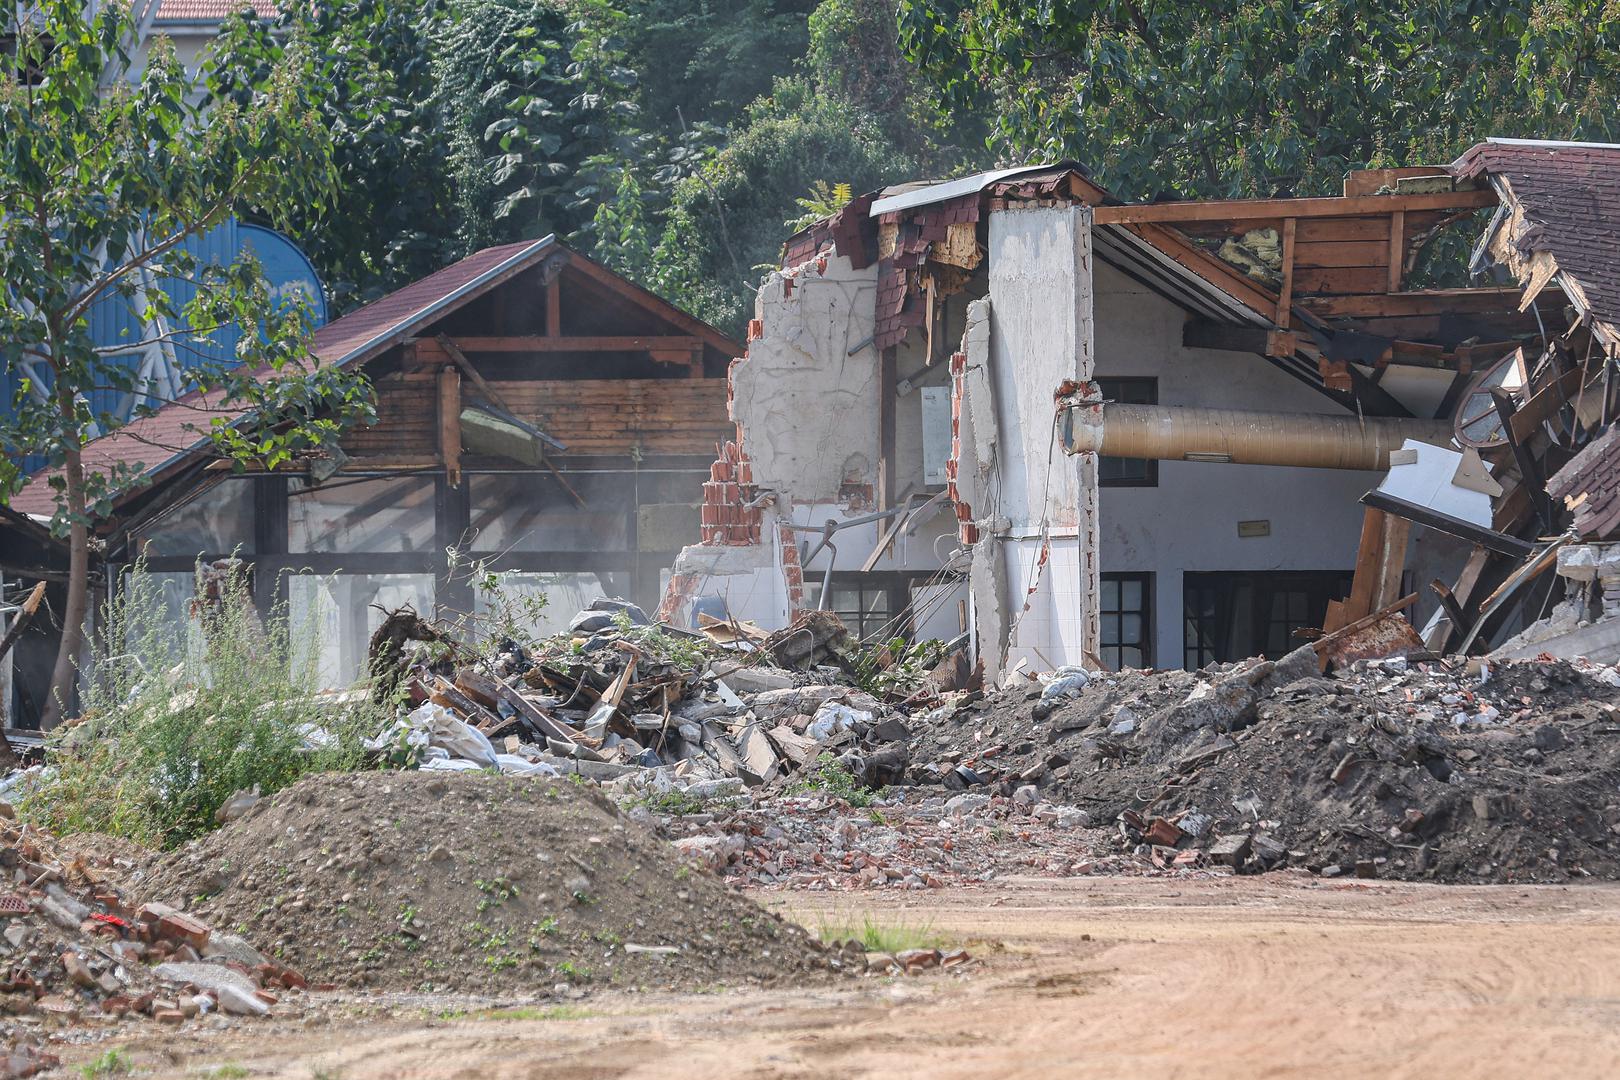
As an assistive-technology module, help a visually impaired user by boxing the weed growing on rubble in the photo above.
[851,636,948,698]
[634,788,708,815]
[21,562,388,849]
[817,915,945,955]
[77,1048,131,1078]
[791,753,878,808]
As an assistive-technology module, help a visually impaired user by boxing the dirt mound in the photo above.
[137,771,833,994]
[909,657,1620,883]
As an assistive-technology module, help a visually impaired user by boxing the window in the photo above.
[132,478,256,557]
[289,477,436,553]
[1099,573,1152,670]
[288,573,437,689]
[465,472,631,552]
[1095,378,1158,486]
[827,580,896,641]
[470,571,632,640]
[1183,571,1354,669]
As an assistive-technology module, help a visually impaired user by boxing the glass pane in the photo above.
[134,479,256,557]
[1120,647,1144,668]
[1099,456,1149,483]
[466,472,631,552]
[1102,646,1121,670]
[289,478,435,553]
[1121,579,1143,609]
[471,571,629,642]
[288,573,436,689]
[1101,613,1121,644]
[828,586,862,610]
[122,570,207,667]
[1100,579,1119,609]
[1121,613,1143,643]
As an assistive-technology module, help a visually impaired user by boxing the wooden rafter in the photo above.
[1091,189,1494,225]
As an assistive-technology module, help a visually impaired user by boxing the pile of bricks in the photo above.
[700,441,763,545]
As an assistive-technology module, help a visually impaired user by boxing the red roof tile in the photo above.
[1451,140,1620,335]
[1548,425,1620,540]
[153,0,276,23]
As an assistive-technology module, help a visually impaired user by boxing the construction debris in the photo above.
[0,814,306,1063]
[906,652,1620,884]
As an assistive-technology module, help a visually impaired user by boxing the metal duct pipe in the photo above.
[1059,402,1452,471]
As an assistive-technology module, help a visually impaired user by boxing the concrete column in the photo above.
[980,205,1098,677]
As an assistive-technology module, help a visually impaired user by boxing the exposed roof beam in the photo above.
[1092,189,1494,225]
[433,335,704,353]
[1297,287,1529,318]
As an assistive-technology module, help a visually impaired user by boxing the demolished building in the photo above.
[661,140,1620,680]
[4,237,740,722]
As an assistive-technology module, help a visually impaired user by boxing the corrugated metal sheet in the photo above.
[8,221,244,474]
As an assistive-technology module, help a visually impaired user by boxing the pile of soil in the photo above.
[138,771,833,994]
[910,657,1620,883]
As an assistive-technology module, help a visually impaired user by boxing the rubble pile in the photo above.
[372,600,928,799]
[643,789,1106,890]
[0,812,306,1074]
[137,770,837,994]
[909,651,1620,883]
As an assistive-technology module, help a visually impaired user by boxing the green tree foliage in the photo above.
[214,0,627,309]
[807,0,989,171]
[899,0,1620,200]
[573,0,821,136]
[0,1,374,722]
[649,78,921,334]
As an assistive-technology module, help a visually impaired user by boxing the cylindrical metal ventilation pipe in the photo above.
[1059,402,1453,471]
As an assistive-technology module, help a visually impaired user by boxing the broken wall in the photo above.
[957,206,1099,680]
[729,256,881,503]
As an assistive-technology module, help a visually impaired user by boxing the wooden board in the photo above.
[1295,217,1397,243]
[1292,240,1391,268]
[343,375,730,459]
[1090,189,1493,224]
[1291,266,1391,295]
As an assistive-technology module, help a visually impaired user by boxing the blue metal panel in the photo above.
[6,218,328,477]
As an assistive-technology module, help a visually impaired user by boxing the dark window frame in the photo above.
[1095,377,1159,487]
[1099,571,1153,670]
[1182,570,1355,670]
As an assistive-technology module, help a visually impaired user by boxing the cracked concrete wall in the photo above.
[964,205,1098,679]
[730,255,881,502]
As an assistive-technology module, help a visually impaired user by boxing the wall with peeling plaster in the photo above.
[730,256,880,502]
[976,206,1099,679]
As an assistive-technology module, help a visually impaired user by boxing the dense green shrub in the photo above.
[22,564,388,849]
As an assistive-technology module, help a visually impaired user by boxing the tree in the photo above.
[212,0,625,310]
[899,0,1620,200]
[807,0,989,173]
[648,77,922,335]
[0,1,375,724]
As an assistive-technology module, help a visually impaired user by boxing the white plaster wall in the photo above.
[1090,258,1462,667]
[732,257,881,503]
[986,208,1094,530]
[668,517,793,628]
[981,207,1099,675]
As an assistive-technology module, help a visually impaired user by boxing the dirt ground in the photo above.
[61,873,1620,1079]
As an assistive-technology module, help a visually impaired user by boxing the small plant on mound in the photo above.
[791,753,878,808]
[817,915,945,954]
[22,561,387,849]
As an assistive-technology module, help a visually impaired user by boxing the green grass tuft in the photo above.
[817,914,945,954]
